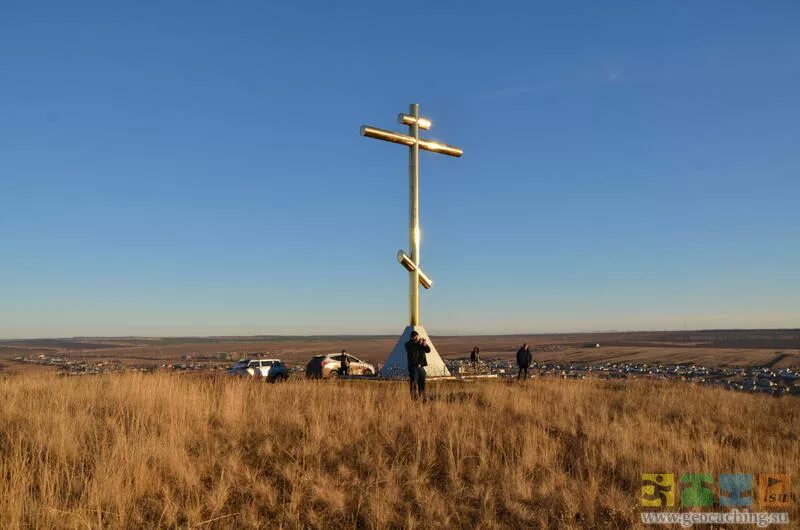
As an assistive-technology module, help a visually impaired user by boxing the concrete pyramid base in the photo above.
[378,325,451,378]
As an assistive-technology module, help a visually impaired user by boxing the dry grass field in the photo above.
[0,373,797,528]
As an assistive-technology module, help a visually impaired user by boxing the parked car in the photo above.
[305,353,375,379]
[228,358,289,382]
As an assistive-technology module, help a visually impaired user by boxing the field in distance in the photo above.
[1,329,799,374]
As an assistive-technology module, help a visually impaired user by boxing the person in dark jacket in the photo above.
[340,349,350,376]
[516,343,532,380]
[405,331,430,399]
[470,346,480,367]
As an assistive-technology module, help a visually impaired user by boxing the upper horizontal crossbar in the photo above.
[398,114,432,130]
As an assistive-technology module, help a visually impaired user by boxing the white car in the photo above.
[228,359,289,382]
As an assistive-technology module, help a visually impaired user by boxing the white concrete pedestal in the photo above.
[378,325,450,378]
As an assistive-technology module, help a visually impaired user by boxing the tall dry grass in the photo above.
[0,373,797,528]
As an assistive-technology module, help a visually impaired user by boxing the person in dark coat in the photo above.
[470,346,480,367]
[340,349,350,376]
[516,343,532,380]
[405,331,430,399]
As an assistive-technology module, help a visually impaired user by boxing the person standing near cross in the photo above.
[405,331,430,399]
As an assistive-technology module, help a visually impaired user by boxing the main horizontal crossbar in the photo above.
[360,126,463,157]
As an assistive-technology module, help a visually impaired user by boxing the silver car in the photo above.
[305,353,375,379]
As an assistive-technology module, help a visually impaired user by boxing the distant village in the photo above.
[446,358,800,396]
[11,350,800,396]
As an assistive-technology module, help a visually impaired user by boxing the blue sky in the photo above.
[1,1,798,338]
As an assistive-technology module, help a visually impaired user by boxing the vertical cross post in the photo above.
[408,103,421,326]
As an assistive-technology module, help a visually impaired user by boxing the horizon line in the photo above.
[2,326,799,342]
